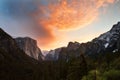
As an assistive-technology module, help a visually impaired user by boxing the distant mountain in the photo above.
[42,50,49,56]
[0,28,41,80]
[15,37,43,60]
[45,48,62,61]
[44,42,80,61]
[45,22,120,61]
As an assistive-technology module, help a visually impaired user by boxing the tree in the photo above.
[67,54,88,80]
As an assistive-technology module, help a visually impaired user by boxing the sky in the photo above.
[0,0,120,50]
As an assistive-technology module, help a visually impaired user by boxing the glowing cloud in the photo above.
[35,0,116,31]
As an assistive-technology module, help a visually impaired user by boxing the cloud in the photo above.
[32,0,117,49]
[0,0,117,49]
[35,0,116,31]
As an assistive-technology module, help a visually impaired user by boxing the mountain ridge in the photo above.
[45,22,120,61]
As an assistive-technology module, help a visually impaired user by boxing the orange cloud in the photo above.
[33,0,117,50]
[35,22,56,48]
[37,0,116,30]
[96,0,115,8]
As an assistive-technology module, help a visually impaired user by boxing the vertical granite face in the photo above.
[0,28,38,63]
[15,37,43,60]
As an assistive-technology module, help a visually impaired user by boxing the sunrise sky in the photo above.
[0,0,120,50]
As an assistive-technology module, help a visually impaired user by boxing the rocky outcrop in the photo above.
[67,42,80,50]
[15,37,43,60]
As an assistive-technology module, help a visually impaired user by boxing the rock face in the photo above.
[0,28,41,80]
[15,37,43,60]
[45,22,120,61]
[45,48,62,61]
[67,42,80,50]
[0,28,38,63]
[92,22,120,53]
